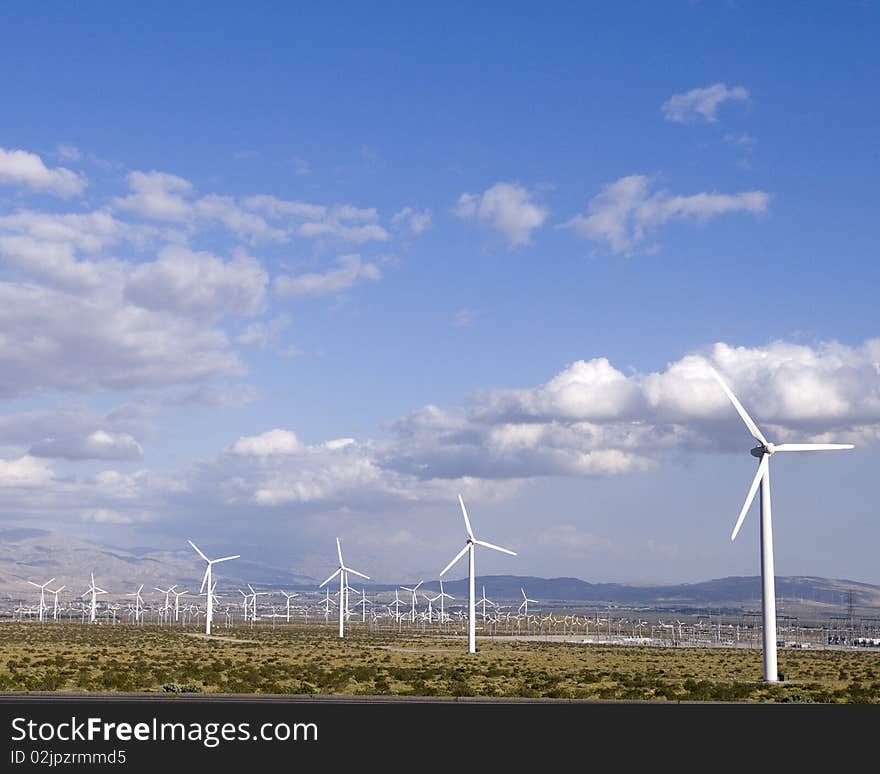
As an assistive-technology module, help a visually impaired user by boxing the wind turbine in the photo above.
[81,573,107,623]
[710,367,854,682]
[247,583,269,621]
[280,590,299,623]
[155,585,176,625]
[318,538,369,639]
[172,588,188,623]
[27,577,56,623]
[438,580,455,625]
[399,581,423,623]
[519,587,538,618]
[48,584,66,621]
[440,494,517,654]
[187,540,240,635]
[126,584,145,625]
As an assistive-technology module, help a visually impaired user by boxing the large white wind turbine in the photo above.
[27,577,56,623]
[440,494,517,654]
[318,538,369,639]
[81,573,107,623]
[188,540,240,636]
[710,367,854,682]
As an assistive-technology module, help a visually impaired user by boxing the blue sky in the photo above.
[1,2,878,585]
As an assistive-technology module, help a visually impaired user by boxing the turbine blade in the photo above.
[731,455,768,541]
[773,443,855,452]
[474,539,517,556]
[440,544,470,577]
[319,568,341,588]
[212,555,240,563]
[27,581,41,588]
[187,539,209,561]
[199,567,209,594]
[709,368,768,446]
[346,567,370,581]
[458,494,474,539]
[336,537,344,566]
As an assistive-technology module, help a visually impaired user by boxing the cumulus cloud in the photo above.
[454,182,548,247]
[0,455,55,487]
[30,430,143,461]
[0,147,87,197]
[0,281,243,398]
[392,206,432,236]
[229,429,303,456]
[561,175,769,254]
[273,254,381,297]
[115,170,193,221]
[0,209,144,289]
[381,339,880,483]
[661,83,750,123]
[125,245,267,321]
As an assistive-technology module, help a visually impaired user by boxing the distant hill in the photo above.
[400,575,880,612]
[0,527,315,600]
[2,527,878,614]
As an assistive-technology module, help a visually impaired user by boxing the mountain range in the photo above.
[2,527,878,614]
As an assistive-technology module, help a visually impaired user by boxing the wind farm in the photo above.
[0,3,878,719]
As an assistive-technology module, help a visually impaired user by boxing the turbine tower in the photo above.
[187,540,240,636]
[711,367,854,682]
[440,494,516,654]
[318,538,369,639]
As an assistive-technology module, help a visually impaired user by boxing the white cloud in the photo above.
[241,195,327,221]
[0,455,55,487]
[80,508,153,525]
[115,170,193,221]
[244,196,390,243]
[661,83,750,123]
[561,175,769,254]
[30,430,143,461]
[193,195,287,244]
[0,209,142,289]
[0,281,243,398]
[229,429,303,456]
[454,182,548,247]
[273,254,381,297]
[0,147,87,197]
[125,245,267,321]
[392,206,432,236]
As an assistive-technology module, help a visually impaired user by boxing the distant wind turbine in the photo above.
[710,367,854,682]
[318,538,369,639]
[440,495,517,654]
[187,540,240,635]
[81,573,107,623]
[27,577,56,623]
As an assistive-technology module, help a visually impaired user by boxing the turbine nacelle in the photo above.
[751,443,774,458]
